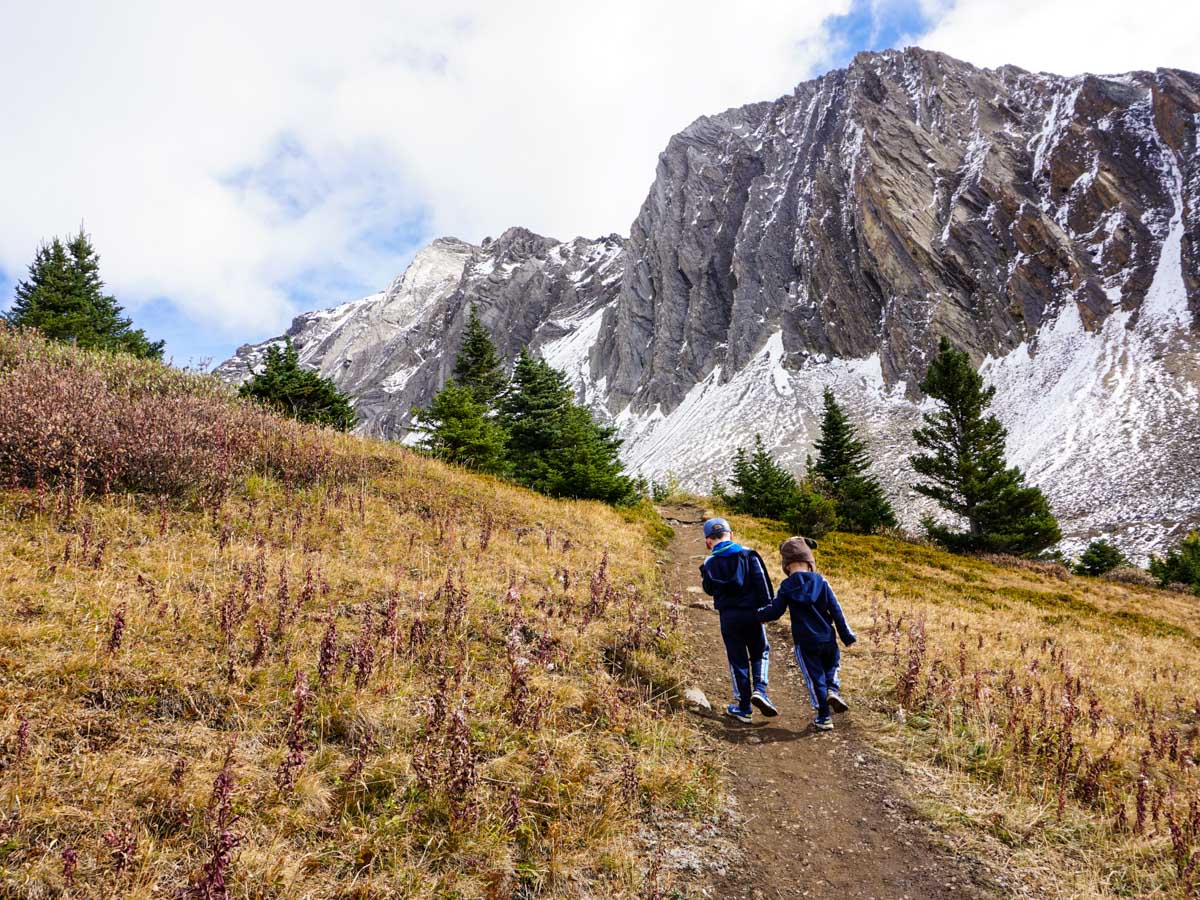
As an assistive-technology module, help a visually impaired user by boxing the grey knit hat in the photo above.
[780,536,818,569]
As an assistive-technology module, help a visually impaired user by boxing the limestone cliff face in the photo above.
[593,49,1199,411]
[214,230,625,436]
[218,48,1200,559]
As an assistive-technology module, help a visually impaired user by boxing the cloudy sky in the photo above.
[1,0,1197,365]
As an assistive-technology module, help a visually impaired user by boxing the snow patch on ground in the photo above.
[380,365,420,395]
[538,305,608,397]
[982,292,1199,561]
[616,333,914,497]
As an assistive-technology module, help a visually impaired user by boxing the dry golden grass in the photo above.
[0,445,717,898]
[732,515,1200,898]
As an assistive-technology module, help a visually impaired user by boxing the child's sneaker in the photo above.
[827,691,850,713]
[724,704,753,724]
[750,690,779,717]
[814,716,834,731]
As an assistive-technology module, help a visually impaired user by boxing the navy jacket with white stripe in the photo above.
[700,541,773,621]
[756,570,856,649]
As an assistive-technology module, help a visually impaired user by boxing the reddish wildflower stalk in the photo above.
[316,614,339,686]
[103,823,137,872]
[187,742,242,899]
[445,700,479,826]
[250,619,268,666]
[276,670,310,796]
[61,846,77,885]
[107,603,127,653]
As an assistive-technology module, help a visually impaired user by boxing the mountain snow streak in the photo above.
[218,49,1200,561]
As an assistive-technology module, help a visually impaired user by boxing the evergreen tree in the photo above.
[785,482,840,539]
[1149,531,1200,594]
[453,305,507,405]
[723,434,838,537]
[7,229,163,359]
[1074,539,1127,577]
[812,388,870,483]
[546,405,635,504]
[415,383,509,475]
[239,339,356,431]
[499,349,635,503]
[910,337,1060,555]
[811,388,896,533]
[500,349,574,493]
[833,475,898,534]
[746,434,802,522]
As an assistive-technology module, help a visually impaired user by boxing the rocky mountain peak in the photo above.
[218,48,1200,560]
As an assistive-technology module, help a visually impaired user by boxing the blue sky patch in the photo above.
[824,0,933,68]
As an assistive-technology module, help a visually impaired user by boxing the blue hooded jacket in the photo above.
[756,570,856,648]
[700,541,773,618]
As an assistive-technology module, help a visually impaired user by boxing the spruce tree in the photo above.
[746,434,802,522]
[1074,539,1127,577]
[811,388,896,533]
[784,482,840,539]
[498,349,634,503]
[910,337,1060,555]
[416,383,509,475]
[812,388,869,483]
[500,349,574,493]
[453,305,507,405]
[724,434,838,537]
[239,339,357,431]
[548,405,635,504]
[7,229,163,359]
[1149,532,1200,593]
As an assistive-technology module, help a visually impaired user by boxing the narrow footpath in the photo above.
[660,505,1003,899]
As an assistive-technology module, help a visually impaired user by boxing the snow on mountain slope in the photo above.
[218,48,1200,561]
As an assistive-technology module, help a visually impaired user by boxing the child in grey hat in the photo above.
[756,536,856,731]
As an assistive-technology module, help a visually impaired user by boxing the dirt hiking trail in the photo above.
[660,505,1004,900]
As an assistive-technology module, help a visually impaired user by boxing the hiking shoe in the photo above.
[724,704,753,724]
[750,690,779,717]
[827,691,849,713]
[814,716,834,731]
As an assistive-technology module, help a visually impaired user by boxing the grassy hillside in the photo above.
[4,327,1197,897]
[0,329,714,897]
[732,514,1200,898]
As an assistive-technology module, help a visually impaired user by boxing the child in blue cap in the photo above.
[699,517,778,723]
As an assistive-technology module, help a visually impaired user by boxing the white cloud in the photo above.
[7,0,1195,358]
[915,0,1200,76]
[0,0,851,348]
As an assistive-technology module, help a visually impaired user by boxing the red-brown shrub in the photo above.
[0,326,378,501]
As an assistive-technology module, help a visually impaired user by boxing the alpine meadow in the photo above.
[3,22,1200,900]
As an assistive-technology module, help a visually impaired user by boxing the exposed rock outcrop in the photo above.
[218,48,1200,560]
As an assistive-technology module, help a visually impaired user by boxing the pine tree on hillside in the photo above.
[1149,531,1200,594]
[1074,539,1127,577]
[811,388,896,533]
[499,349,635,503]
[548,405,635,504]
[7,229,163,359]
[746,434,802,522]
[722,434,838,537]
[453,305,508,405]
[784,481,840,540]
[910,337,1060,555]
[415,383,509,475]
[812,388,869,484]
[239,339,356,431]
[500,349,573,493]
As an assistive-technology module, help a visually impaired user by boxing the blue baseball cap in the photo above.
[703,517,731,539]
